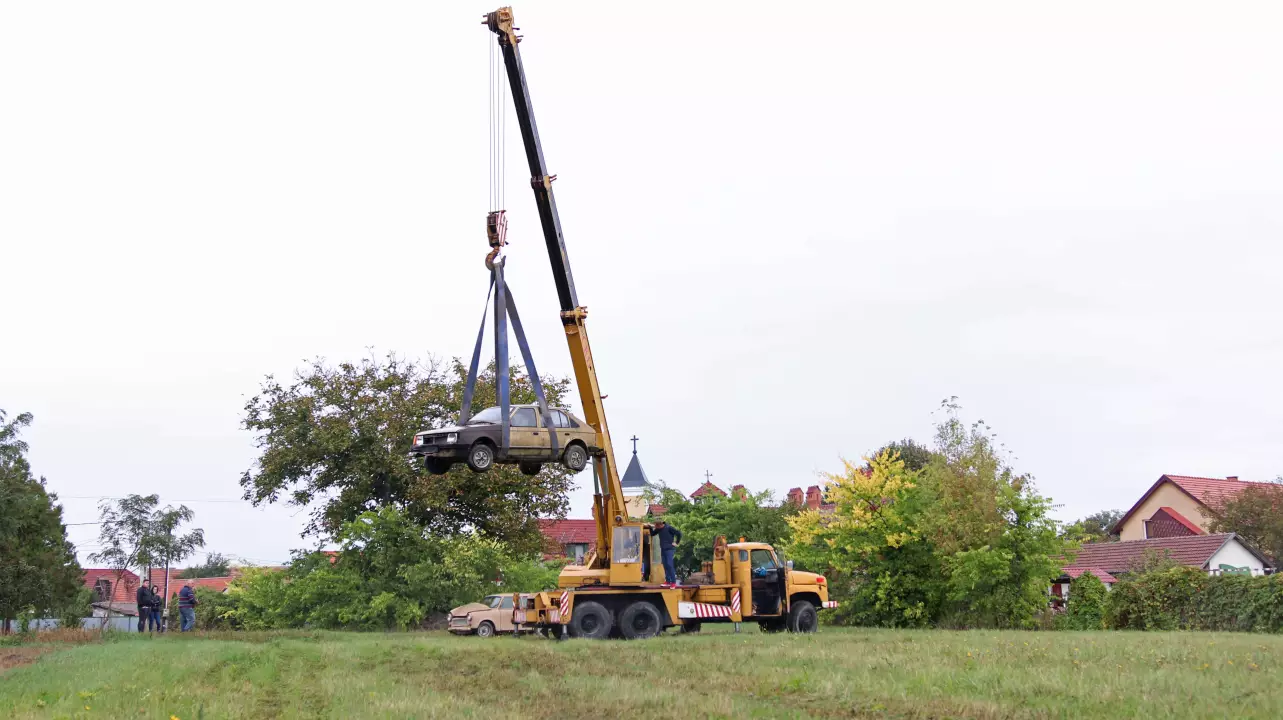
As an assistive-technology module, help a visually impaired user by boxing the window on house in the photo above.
[93,579,112,602]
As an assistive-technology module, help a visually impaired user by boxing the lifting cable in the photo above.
[459,36,555,457]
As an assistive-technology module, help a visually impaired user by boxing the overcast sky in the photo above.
[3,2,1281,566]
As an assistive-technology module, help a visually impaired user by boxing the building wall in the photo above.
[1118,483,1213,542]
[1208,540,1268,575]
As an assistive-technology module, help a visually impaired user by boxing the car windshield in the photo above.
[467,407,505,425]
[484,596,502,609]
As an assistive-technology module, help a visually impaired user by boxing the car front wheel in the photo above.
[475,621,496,638]
[467,443,495,473]
[563,444,588,472]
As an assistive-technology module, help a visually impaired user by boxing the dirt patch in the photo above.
[0,646,54,672]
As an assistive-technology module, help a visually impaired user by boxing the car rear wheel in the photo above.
[563,443,588,472]
[519,461,542,476]
[619,601,662,640]
[424,457,451,475]
[467,442,495,473]
[567,601,612,640]
[475,621,496,638]
[787,600,818,633]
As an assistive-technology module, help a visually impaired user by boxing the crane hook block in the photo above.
[486,210,508,248]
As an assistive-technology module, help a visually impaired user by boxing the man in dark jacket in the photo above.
[177,583,199,632]
[135,584,155,632]
[650,520,683,586]
[150,586,164,632]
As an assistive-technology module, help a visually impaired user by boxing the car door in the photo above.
[749,549,783,616]
[507,407,549,458]
[497,596,515,632]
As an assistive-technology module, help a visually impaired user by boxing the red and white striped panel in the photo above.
[678,601,734,620]
[822,600,838,609]
[731,590,741,614]
[548,609,561,623]
[559,591,570,621]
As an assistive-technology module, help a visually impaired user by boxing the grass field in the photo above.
[2,626,1281,719]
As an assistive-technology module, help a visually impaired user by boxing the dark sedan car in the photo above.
[408,404,596,475]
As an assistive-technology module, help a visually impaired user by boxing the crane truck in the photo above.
[483,7,835,639]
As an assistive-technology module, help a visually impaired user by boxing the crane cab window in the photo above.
[613,526,642,564]
[738,550,749,563]
[750,549,778,571]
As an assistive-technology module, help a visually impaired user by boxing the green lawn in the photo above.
[1,626,1280,719]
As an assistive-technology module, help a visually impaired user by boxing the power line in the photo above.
[58,495,245,504]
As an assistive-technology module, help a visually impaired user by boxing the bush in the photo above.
[1065,572,1107,630]
[1105,568,1283,632]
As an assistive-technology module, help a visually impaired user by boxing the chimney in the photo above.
[806,485,822,510]
[1227,476,1239,482]
[786,488,803,506]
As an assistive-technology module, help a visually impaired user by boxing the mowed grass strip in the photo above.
[1,627,1280,719]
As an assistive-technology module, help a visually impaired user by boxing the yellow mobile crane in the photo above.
[485,7,834,638]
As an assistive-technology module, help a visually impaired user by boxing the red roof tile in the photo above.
[1165,475,1258,510]
[1148,507,1204,537]
[690,481,726,498]
[538,519,597,545]
[647,504,667,516]
[1065,534,1255,574]
[1061,566,1119,584]
[82,569,141,603]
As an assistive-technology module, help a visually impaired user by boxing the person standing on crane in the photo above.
[650,519,683,587]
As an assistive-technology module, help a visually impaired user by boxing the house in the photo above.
[690,481,726,499]
[1052,533,1273,604]
[539,519,597,563]
[82,569,140,610]
[1112,474,1262,541]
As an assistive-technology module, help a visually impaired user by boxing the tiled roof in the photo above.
[1165,475,1258,509]
[690,481,726,498]
[648,504,667,516]
[1065,534,1247,574]
[538,519,597,544]
[1147,507,1203,538]
[82,569,140,603]
[1061,566,1119,584]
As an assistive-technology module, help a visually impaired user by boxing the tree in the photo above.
[239,354,573,555]
[179,552,232,579]
[88,494,204,619]
[0,410,83,633]
[647,485,796,578]
[870,438,937,472]
[1208,478,1283,562]
[1065,571,1108,630]
[1062,509,1124,543]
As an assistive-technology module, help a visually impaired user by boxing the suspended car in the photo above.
[409,404,596,475]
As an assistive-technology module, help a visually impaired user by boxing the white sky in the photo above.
[3,2,1281,566]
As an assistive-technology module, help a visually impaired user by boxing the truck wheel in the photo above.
[787,600,818,633]
[563,443,588,472]
[519,461,542,476]
[424,457,451,475]
[567,600,612,640]
[475,621,496,638]
[466,442,495,473]
[619,601,662,640]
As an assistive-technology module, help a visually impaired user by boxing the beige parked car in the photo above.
[447,594,537,637]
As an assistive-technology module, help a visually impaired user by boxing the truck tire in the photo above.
[466,442,495,473]
[475,621,496,638]
[567,601,612,640]
[618,601,663,640]
[787,600,818,633]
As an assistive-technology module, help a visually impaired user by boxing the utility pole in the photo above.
[161,528,172,632]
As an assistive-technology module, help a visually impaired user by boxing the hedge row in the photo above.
[1070,567,1283,632]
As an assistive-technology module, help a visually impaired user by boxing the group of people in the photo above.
[134,582,200,633]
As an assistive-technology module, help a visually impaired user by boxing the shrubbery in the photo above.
[1065,572,1107,630]
[1104,567,1283,632]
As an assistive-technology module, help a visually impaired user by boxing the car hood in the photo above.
[449,602,491,617]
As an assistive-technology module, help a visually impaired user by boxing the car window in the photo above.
[468,407,503,425]
[559,411,580,428]
[499,597,514,609]
[750,549,778,571]
[511,407,537,427]
[485,596,502,609]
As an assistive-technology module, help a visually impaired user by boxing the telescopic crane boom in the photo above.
[485,7,630,581]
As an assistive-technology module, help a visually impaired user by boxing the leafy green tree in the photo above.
[871,438,937,472]
[0,410,83,632]
[240,354,573,555]
[179,552,232,579]
[788,451,942,627]
[1062,509,1124,543]
[648,486,795,578]
[1208,478,1283,562]
[1066,571,1108,630]
[88,494,204,616]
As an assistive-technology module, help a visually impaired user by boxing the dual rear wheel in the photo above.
[567,600,663,640]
